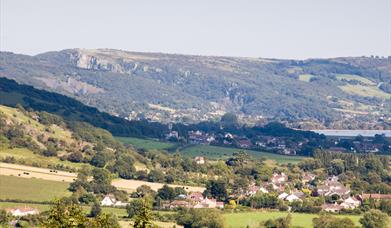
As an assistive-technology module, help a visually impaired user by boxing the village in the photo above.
[166,129,390,156]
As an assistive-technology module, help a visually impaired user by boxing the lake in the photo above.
[312,129,391,137]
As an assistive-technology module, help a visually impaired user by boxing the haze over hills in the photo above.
[1,49,390,129]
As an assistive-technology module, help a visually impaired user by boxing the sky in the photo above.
[1,0,390,59]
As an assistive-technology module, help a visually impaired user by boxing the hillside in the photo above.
[1,49,390,129]
[0,77,168,138]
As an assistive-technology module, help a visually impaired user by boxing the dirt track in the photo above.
[0,162,205,193]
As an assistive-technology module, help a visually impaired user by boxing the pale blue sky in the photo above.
[1,0,390,59]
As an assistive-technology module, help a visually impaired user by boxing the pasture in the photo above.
[223,211,365,228]
[180,145,304,164]
[0,148,85,170]
[0,175,71,201]
[115,137,175,150]
[115,137,304,164]
[298,74,314,82]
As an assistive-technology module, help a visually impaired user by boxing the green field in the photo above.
[0,148,85,169]
[298,74,314,82]
[115,137,175,150]
[0,175,71,201]
[336,74,376,85]
[180,145,304,164]
[223,211,366,228]
[115,137,304,164]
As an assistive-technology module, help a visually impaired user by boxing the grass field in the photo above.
[298,74,314,82]
[339,84,391,99]
[0,148,85,169]
[115,137,175,150]
[223,211,367,228]
[115,137,304,164]
[336,74,376,85]
[0,175,71,201]
[180,145,304,164]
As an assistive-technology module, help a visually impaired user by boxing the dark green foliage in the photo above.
[176,208,225,228]
[204,180,228,201]
[262,214,292,228]
[313,214,355,228]
[360,209,389,228]
[89,202,102,217]
[126,198,144,218]
[157,185,176,201]
[0,77,168,138]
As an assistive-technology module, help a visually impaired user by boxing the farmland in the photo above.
[115,137,304,164]
[179,145,304,164]
[0,148,85,170]
[0,175,71,201]
[115,137,176,150]
[0,162,204,193]
[223,211,367,228]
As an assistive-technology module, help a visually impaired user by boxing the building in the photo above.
[193,198,224,209]
[340,197,361,209]
[187,191,204,202]
[6,207,39,217]
[271,173,287,184]
[362,193,391,200]
[322,203,343,213]
[194,156,205,165]
[101,194,128,207]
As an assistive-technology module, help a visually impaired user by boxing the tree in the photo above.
[90,202,102,217]
[133,199,154,228]
[93,213,121,228]
[157,185,176,201]
[0,209,11,227]
[262,214,291,228]
[360,209,389,228]
[204,180,228,201]
[126,198,144,219]
[313,214,355,228]
[176,208,225,228]
[221,113,239,127]
[42,198,88,227]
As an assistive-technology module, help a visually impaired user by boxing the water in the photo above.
[312,129,391,137]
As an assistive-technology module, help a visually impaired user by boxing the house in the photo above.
[101,195,116,206]
[194,156,205,165]
[166,200,191,209]
[166,131,179,139]
[238,139,252,149]
[340,197,361,209]
[271,173,287,184]
[6,207,39,217]
[317,178,350,199]
[302,173,316,184]
[285,194,302,202]
[193,198,224,209]
[278,192,289,200]
[101,194,128,207]
[322,203,343,213]
[362,193,391,200]
[187,191,204,202]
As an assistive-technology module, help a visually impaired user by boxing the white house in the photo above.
[194,156,205,165]
[278,192,289,200]
[193,198,224,209]
[340,197,361,209]
[101,194,128,207]
[6,207,39,217]
[285,194,302,202]
[101,195,116,206]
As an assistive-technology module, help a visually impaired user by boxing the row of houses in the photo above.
[163,191,224,209]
